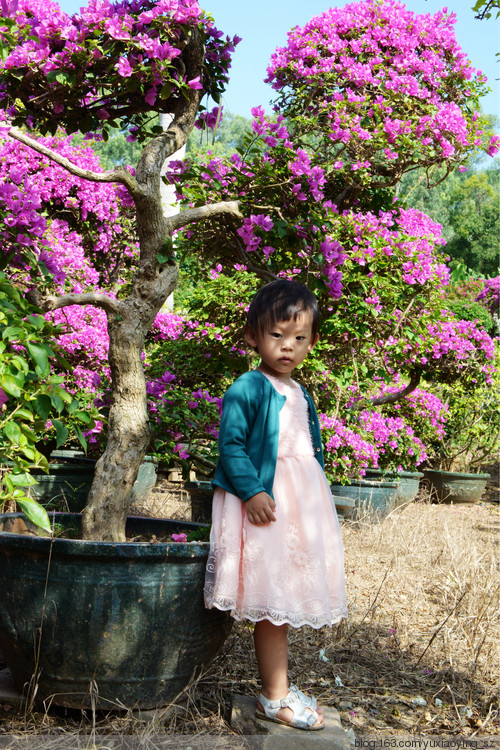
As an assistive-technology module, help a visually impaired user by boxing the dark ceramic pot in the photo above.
[330,477,400,522]
[0,512,231,709]
[423,469,490,504]
[364,469,423,506]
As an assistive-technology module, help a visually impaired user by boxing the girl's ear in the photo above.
[307,333,320,353]
[244,326,258,350]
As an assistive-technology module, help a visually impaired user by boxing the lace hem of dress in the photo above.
[205,597,348,630]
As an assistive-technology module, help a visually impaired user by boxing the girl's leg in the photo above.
[253,619,323,727]
[253,619,289,700]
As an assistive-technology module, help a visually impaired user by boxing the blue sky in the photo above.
[58,0,499,118]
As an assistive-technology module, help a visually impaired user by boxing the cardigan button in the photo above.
[316,447,321,452]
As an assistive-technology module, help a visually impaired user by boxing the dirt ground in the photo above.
[0,477,498,742]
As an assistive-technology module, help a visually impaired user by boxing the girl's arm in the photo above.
[217,377,268,502]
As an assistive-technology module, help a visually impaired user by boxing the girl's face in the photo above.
[245,310,319,381]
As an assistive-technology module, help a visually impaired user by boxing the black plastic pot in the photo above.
[0,513,231,709]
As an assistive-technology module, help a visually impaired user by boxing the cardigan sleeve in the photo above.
[216,375,268,502]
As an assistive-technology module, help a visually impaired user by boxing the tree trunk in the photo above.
[81,309,151,542]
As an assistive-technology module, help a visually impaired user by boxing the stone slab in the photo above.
[0,669,23,707]
[231,693,353,750]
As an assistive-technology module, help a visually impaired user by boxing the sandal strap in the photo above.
[258,690,319,729]
[289,683,317,710]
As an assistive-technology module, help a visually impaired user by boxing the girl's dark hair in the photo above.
[245,279,320,337]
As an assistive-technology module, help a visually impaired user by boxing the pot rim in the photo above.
[0,512,210,560]
[331,479,400,488]
[423,469,491,480]
[365,469,424,479]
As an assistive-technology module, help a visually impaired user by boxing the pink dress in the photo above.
[204,372,348,628]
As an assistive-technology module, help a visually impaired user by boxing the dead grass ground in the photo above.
[0,493,498,741]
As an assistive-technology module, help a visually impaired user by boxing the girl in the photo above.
[204,279,347,731]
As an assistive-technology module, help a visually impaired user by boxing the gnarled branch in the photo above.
[8,127,143,199]
[26,289,121,315]
[165,200,243,232]
[369,370,421,406]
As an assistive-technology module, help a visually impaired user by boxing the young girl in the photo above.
[204,279,347,731]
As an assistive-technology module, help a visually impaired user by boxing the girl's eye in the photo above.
[296,336,306,341]
[270,332,281,338]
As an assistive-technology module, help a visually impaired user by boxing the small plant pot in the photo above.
[423,469,490,504]
[364,469,423,507]
[330,478,400,522]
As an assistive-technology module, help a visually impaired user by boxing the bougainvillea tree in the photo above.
[0,0,497,539]
[0,0,242,540]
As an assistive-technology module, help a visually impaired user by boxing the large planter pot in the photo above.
[423,469,490,504]
[0,512,231,709]
[330,478,400,522]
[364,469,424,507]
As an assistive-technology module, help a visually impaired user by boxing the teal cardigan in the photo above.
[212,370,324,502]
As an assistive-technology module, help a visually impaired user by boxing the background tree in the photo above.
[0,0,497,540]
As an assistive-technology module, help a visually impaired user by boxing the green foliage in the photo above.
[473,0,500,21]
[425,351,500,471]
[445,168,499,276]
[441,277,495,334]
[399,158,500,276]
[146,270,257,476]
[0,274,99,531]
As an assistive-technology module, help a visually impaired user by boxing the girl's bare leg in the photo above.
[253,619,323,727]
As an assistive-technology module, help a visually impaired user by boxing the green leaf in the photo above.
[160,83,172,99]
[50,394,64,413]
[9,471,38,487]
[34,394,52,421]
[10,355,29,374]
[74,424,88,452]
[52,419,69,448]
[1,374,21,398]
[1,326,22,340]
[15,408,34,421]
[26,315,45,330]
[3,421,22,444]
[26,342,50,378]
[16,498,51,534]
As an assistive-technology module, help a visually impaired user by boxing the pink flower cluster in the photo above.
[266,0,495,176]
[333,206,449,288]
[0,0,240,140]
[424,318,496,375]
[320,406,428,479]
[0,133,133,289]
[475,276,500,317]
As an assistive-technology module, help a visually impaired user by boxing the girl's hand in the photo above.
[245,492,277,525]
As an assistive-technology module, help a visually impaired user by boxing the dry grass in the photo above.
[1,493,498,742]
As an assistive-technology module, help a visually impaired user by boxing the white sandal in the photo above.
[256,689,324,730]
[289,683,318,711]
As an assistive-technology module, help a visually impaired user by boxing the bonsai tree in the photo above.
[0,0,497,540]
[0,0,242,540]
